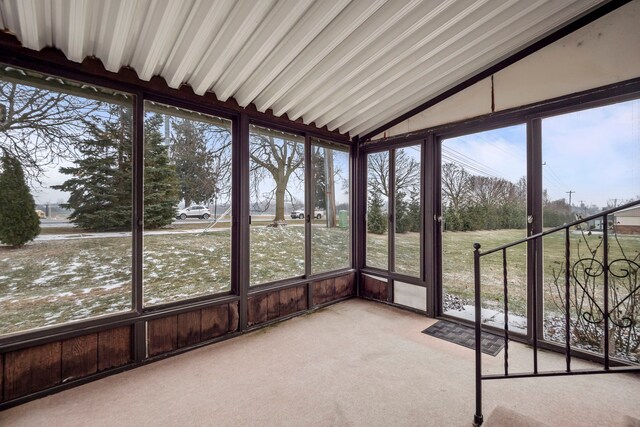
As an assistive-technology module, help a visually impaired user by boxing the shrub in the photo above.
[367,191,387,234]
[0,153,41,247]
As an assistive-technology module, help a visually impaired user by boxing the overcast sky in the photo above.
[443,99,640,208]
[29,100,638,210]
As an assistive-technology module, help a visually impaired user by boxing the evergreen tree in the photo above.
[367,191,387,234]
[171,118,215,206]
[407,192,421,232]
[312,147,327,209]
[54,110,133,230]
[0,152,41,247]
[395,191,411,233]
[144,114,180,228]
[55,108,179,230]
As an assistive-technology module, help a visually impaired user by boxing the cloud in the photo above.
[443,100,640,208]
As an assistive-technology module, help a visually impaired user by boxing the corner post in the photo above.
[473,242,484,426]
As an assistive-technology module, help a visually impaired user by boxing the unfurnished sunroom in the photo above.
[0,0,639,425]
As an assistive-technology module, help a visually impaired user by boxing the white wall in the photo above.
[373,0,640,139]
[393,281,426,311]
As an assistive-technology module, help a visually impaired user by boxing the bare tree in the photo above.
[250,132,304,223]
[0,79,104,181]
[469,176,515,207]
[441,162,471,210]
[367,150,420,197]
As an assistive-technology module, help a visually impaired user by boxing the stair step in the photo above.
[484,406,549,427]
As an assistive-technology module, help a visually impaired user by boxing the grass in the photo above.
[366,232,421,276]
[2,225,637,337]
[0,238,132,335]
[441,229,528,315]
[0,223,350,335]
[368,228,640,320]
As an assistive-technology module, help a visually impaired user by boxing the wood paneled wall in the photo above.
[148,302,239,357]
[361,274,388,301]
[247,286,307,326]
[1,326,132,401]
[312,273,355,305]
[247,272,355,327]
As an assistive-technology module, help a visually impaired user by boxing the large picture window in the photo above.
[310,138,350,274]
[366,152,389,270]
[541,99,640,363]
[0,65,355,340]
[143,102,232,305]
[440,125,527,331]
[0,65,133,335]
[249,125,305,285]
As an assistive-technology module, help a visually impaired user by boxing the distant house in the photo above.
[577,216,604,231]
[614,205,640,235]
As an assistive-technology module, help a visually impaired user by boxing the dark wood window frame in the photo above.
[358,76,640,358]
[0,41,353,355]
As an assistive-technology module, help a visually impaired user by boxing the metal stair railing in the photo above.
[473,199,640,426]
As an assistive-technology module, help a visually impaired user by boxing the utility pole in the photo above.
[324,149,336,227]
[566,190,575,206]
[164,115,171,146]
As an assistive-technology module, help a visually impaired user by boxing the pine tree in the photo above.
[407,191,421,233]
[312,147,327,209]
[395,191,411,233]
[55,108,179,230]
[0,152,41,247]
[171,118,215,206]
[367,191,387,234]
[54,108,133,230]
[144,114,179,228]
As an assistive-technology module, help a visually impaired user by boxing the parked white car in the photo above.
[176,205,210,220]
[290,209,325,219]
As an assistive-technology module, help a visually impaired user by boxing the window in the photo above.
[249,125,305,285]
[394,145,421,277]
[0,65,133,335]
[541,99,640,363]
[440,125,527,331]
[143,102,232,305]
[310,138,351,274]
[366,152,389,269]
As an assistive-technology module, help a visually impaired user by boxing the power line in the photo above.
[441,154,501,179]
[442,151,505,180]
[443,145,505,178]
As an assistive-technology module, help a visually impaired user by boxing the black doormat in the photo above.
[422,321,505,356]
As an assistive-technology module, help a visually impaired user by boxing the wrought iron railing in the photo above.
[473,199,640,426]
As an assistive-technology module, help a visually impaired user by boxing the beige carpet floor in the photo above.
[1,299,639,426]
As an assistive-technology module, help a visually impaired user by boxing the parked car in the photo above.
[176,205,210,220]
[290,209,325,219]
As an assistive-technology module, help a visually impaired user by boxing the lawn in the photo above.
[2,225,637,346]
[0,223,350,335]
[368,228,640,327]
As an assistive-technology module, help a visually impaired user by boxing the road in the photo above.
[39,215,298,228]
[39,217,233,228]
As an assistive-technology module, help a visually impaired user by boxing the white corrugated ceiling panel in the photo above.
[0,0,604,137]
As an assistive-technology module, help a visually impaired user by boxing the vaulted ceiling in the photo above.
[0,0,603,137]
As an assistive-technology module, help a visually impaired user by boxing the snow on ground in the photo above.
[3,224,345,335]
